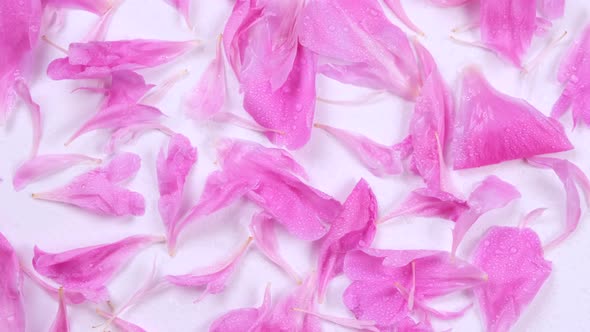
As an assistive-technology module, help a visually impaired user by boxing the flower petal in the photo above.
[49,288,69,332]
[0,232,25,332]
[209,284,271,332]
[43,0,111,15]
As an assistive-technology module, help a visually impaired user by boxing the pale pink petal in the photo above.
[157,134,197,237]
[539,0,565,20]
[317,179,377,301]
[96,310,146,332]
[33,235,163,297]
[163,0,191,27]
[452,175,521,256]
[473,226,551,332]
[0,232,25,332]
[13,79,41,157]
[527,157,590,249]
[209,112,285,135]
[49,288,69,332]
[298,0,420,100]
[83,0,124,41]
[430,0,471,6]
[32,153,145,216]
[209,284,272,332]
[453,67,572,169]
[13,154,101,191]
[186,36,225,120]
[292,308,379,332]
[383,0,424,36]
[249,212,301,284]
[166,237,252,301]
[105,123,173,154]
[314,123,404,177]
[42,0,111,15]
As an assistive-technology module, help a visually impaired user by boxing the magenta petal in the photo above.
[473,227,551,332]
[33,235,162,296]
[49,288,69,332]
[453,68,573,169]
[317,179,377,301]
[249,212,301,283]
[209,285,271,332]
[0,233,25,332]
[43,0,111,15]
[166,237,252,301]
[527,157,590,248]
[381,188,468,223]
[13,154,101,191]
[157,134,197,238]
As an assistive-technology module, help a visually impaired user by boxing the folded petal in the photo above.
[453,67,572,169]
[157,134,197,236]
[166,237,251,301]
[49,288,69,332]
[33,235,162,295]
[104,70,155,106]
[0,232,25,332]
[13,154,101,191]
[381,188,468,223]
[473,226,551,332]
[317,179,377,301]
[42,0,111,15]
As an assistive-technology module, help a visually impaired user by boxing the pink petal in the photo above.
[298,0,420,100]
[382,0,424,36]
[13,154,101,191]
[249,212,301,284]
[451,175,521,256]
[209,284,272,332]
[0,233,25,332]
[21,264,98,304]
[480,0,538,66]
[186,36,226,120]
[105,123,173,154]
[453,67,572,169]
[380,188,468,223]
[265,274,321,331]
[527,157,590,249]
[105,70,155,107]
[49,288,69,332]
[539,0,565,20]
[157,134,197,238]
[32,153,146,216]
[13,80,42,157]
[473,226,551,332]
[163,0,191,27]
[42,0,112,15]
[83,1,121,42]
[317,179,377,301]
[292,308,379,332]
[430,0,471,6]
[96,310,146,332]
[314,123,404,177]
[166,237,252,301]
[33,235,163,297]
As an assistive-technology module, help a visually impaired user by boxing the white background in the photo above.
[1,0,590,331]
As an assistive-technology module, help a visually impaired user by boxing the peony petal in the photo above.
[0,232,25,332]
[21,264,98,304]
[265,274,321,331]
[380,188,468,224]
[249,212,301,284]
[209,284,272,332]
[33,235,163,296]
[96,310,146,332]
[13,79,42,157]
[157,134,197,239]
[317,179,377,301]
[13,154,101,191]
[527,157,590,249]
[473,226,551,332]
[42,0,112,15]
[382,0,424,36]
[163,0,191,27]
[49,288,69,332]
[453,67,572,169]
[104,70,155,107]
[166,237,252,301]
[539,0,565,20]
[430,0,471,6]
[105,123,173,154]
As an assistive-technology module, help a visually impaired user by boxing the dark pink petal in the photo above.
[249,212,301,284]
[13,154,101,191]
[298,0,420,100]
[0,232,25,332]
[209,284,271,332]
[527,157,590,249]
[32,153,145,216]
[33,235,163,297]
[166,237,252,301]
[380,188,468,223]
[453,67,572,169]
[382,0,424,36]
[473,226,551,332]
[452,175,521,255]
[314,123,404,177]
[104,70,155,107]
[539,0,565,20]
[49,288,69,332]
[163,0,191,27]
[96,310,146,332]
[317,179,377,301]
[42,0,111,15]
[157,134,197,239]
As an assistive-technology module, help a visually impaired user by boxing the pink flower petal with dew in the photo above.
[480,0,538,66]
[13,79,41,157]
[383,0,424,36]
[32,153,145,216]
[473,226,551,332]
[453,67,572,169]
[49,288,69,332]
[105,123,173,154]
[13,154,101,191]
[317,179,377,302]
[42,0,111,15]
[166,237,252,301]
[552,25,590,126]
[527,157,590,249]
[451,175,521,256]
[314,123,404,177]
[0,233,25,332]
[186,36,225,120]
[163,0,191,27]
[157,134,197,237]
[298,0,420,100]
[380,188,468,224]
[21,264,100,304]
[104,70,155,107]
[249,212,301,284]
[209,284,272,332]
[33,235,163,297]
[66,104,164,145]
[96,310,146,332]
[539,0,565,20]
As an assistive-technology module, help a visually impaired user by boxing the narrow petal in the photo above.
[0,233,25,332]
[49,288,69,332]
[21,264,98,304]
[96,310,146,332]
[13,80,41,157]
[383,0,424,35]
[163,0,191,27]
